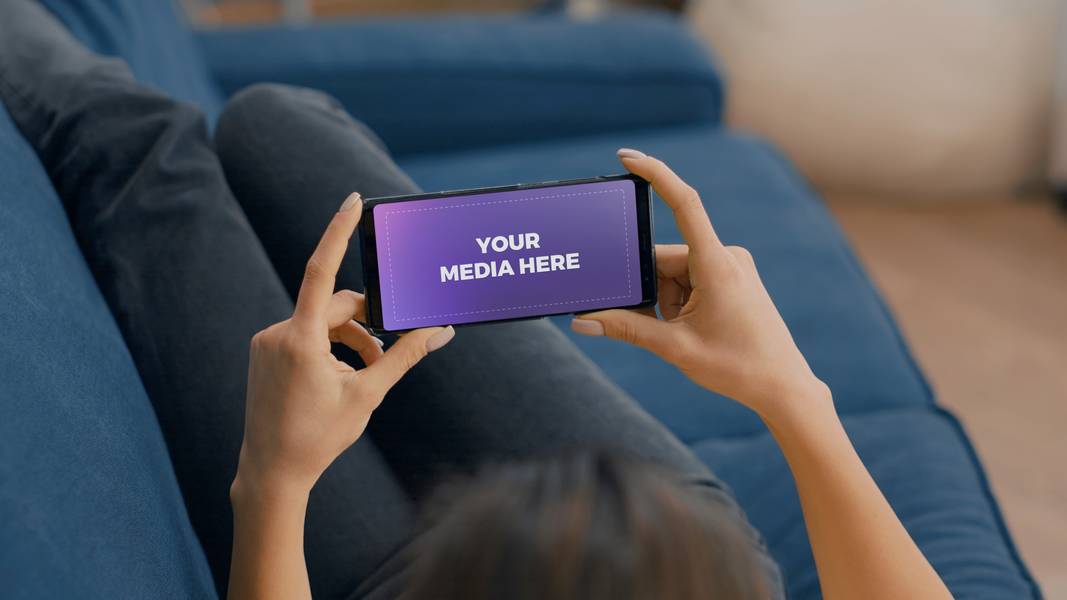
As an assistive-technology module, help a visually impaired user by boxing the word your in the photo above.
[440,232,581,283]
[476,233,541,254]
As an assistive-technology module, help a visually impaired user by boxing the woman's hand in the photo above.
[572,152,953,600]
[236,193,455,496]
[572,150,828,422]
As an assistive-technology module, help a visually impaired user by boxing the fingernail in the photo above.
[571,318,605,336]
[372,336,385,348]
[616,148,647,160]
[426,326,455,352]
[339,192,362,212]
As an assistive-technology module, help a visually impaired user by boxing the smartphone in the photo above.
[359,174,656,333]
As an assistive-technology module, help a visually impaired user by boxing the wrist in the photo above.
[756,376,837,434]
[761,382,855,474]
[231,465,313,512]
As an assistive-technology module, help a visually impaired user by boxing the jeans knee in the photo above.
[218,83,288,138]
[227,82,302,113]
[216,83,387,158]
[220,82,346,129]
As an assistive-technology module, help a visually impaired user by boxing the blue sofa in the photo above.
[0,1,1042,598]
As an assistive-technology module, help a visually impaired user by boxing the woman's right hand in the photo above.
[572,149,831,422]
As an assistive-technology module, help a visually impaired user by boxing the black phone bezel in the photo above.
[359,173,656,333]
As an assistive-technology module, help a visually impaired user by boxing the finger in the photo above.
[326,290,367,329]
[357,326,455,394]
[633,306,659,319]
[571,310,680,361]
[655,244,691,281]
[617,150,722,257]
[293,193,362,325]
[331,320,384,366]
[654,245,691,320]
[658,278,686,321]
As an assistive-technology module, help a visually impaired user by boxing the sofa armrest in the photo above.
[195,14,723,156]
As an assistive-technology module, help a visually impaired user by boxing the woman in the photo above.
[0,2,950,598]
[229,146,953,600]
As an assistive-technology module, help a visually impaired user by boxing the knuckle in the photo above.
[335,289,358,301]
[719,246,752,279]
[726,245,753,263]
[250,322,284,348]
[681,186,703,209]
[335,289,363,307]
[720,258,746,283]
[250,329,268,350]
[610,320,641,346]
[304,256,326,282]
[278,329,310,357]
[402,347,428,372]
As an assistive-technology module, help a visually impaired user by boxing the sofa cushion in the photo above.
[197,14,722,156]
[696,409,1041,599]
[0,105,216,598]
[38,0,224,120]
[399,126,934,439]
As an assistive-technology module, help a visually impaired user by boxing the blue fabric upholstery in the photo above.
[37,0,224,120]
[196,14,722,156]
[0,105,217,599]
[399,127,1041,598]
[697,409,1041,600]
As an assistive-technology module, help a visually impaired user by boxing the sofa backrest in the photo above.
[0,104,217,598]
[38,0,224,120]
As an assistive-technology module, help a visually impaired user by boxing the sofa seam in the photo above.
[932,406,1045,599]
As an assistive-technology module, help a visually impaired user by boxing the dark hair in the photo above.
[400,451,768,600]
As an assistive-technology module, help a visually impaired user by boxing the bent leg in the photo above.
[215,83,782,598]
[0,3,414,597]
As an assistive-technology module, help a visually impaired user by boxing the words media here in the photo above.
[439,232,581,283]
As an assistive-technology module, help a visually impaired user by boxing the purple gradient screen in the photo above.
[373,179,643,330]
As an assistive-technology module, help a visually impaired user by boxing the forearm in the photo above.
[228,475,313,600]
[763,384,952,600]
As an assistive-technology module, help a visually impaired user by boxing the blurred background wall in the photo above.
[689,0,1064,201]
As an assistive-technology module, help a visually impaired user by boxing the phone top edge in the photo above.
[363,173,646,208]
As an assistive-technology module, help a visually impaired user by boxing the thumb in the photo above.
[359,326,455,394]
[572,310,677,359]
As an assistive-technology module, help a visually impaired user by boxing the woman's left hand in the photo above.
[235,192,455,497]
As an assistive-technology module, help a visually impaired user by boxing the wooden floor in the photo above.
[826,194,1067,597]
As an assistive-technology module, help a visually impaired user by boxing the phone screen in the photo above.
[362,177,654,331]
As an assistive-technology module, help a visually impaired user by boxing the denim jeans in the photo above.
[0,2,781,598]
